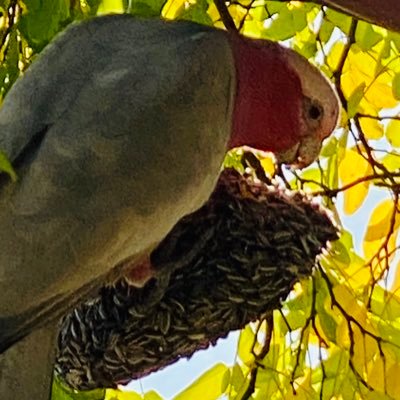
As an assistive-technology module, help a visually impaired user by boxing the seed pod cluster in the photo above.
[56,169,338,390]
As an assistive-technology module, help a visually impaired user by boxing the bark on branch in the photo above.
[320,0,400,32]
[217,0,400,34]
[305,0,399,32]
[56,170,338,391]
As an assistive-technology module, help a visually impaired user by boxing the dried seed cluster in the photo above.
[56,169,338,390]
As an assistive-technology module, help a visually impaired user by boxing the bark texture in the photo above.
[319,0,400,32]
[56,169,338,390]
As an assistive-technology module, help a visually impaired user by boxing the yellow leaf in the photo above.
[207,2,219,22]
[313,315,330,344]
[364,199,400,242]
[363,81,398,110]
[339,254,371,288]
[339,149,372,214]
[237,325,256,366]
[339,107,349,127]
[382,152,400,172]
[220,4,246,27]
[285,371,315,400]
[367,356,385,392]
[162,0,185,19]
[260,155,275,176]
[386,363,400,398]
[359,117,384,140]
[173,363,230,400]
[333,284,369,325]
[327,41,345,72]
[385,119,400,148]
[391,260,400,294]
[341,46,398,114]
[352,325,366,376]
[363,228,398,268]
[98,0,124,13]
[364,333,380,363]
[336,318,350,349]
[144,391,163,400]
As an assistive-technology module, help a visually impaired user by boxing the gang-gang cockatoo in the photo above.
[0,13,338,398]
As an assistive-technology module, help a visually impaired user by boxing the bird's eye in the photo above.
[308,103,323,121]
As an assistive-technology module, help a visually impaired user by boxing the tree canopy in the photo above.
[1,0,400,399]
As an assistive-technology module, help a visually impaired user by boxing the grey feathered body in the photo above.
[0,15,235,351]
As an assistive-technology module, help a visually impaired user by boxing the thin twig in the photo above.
[214,0,239,33]
[332,19,357,107]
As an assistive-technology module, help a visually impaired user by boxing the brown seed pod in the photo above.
[56,168,338,390]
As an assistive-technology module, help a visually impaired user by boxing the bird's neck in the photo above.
[227,35,303,153]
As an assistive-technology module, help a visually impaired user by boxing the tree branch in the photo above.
[222,0,400,32]
[272,0,400,32]
[214,0,239,33]
[318,0,400,33]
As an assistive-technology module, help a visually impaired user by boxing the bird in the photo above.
[0,13,338,394]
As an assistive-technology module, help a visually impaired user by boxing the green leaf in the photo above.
[129,0,167,18]
[282,308,307,332]
[298,168,324,192]
[223,150,245,172]
[0,150,17,181]
[263,6,307,41]
[319,18,334,44]
[230,364,246,393]
[285,291,311,313]
[52,376,105,400]
[263,2,286,15]
[330,240,351,266]
[18,0,70,52]
[389,31,400,52]
[105,389,142,400]
[326,153,339,195]
[392,73,400,100]
[173,363,230,400]
[1,27,19,97]
[315,275,338,342]
[370,286,400,322]
[296,40,318,59]
[86,0,103,14]
[320,136,339,157]
[330,230,353,266]
[324,348,350,380]
[180,0,212,25]
[355,21,383,51]
[253,368,280,400]
[325,8,352,35]
[347,82,366,118]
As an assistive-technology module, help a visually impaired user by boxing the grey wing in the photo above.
[0,15,235,351]
[0,19,101,162]
[0,322,57,399]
